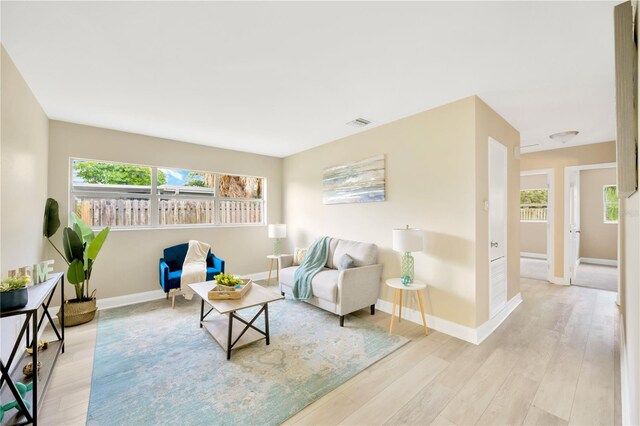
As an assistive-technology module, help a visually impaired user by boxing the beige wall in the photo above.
[521,141,616,279]
[473,97,520,326]
[579,168,617,260]
[283,96,519,329]
[47,121,283,300]
[520,174,547,255]
[1,46,50,361]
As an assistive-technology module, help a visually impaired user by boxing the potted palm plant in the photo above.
[43,198,110,326]
[0,275,30,311]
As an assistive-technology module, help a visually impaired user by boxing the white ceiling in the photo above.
[1,1,617,157]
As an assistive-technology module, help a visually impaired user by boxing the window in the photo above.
[603,185,619,224]
[520,188,548,222]
[71,159,265,229]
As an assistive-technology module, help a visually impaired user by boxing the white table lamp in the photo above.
[268,224,287,255]
[392,225,423,284]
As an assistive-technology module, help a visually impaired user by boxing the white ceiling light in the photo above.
[346,118,371,128]
[549,130,579,144]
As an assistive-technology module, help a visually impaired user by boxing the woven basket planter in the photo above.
[57,296,97,327]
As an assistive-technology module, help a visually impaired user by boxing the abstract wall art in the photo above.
[323,154,385,205]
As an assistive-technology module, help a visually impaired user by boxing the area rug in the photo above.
[86,296,408,425]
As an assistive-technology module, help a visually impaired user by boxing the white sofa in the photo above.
[278,238,383,326]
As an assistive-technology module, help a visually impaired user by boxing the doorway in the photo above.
[489,138,507,318]
[520,169,554,283]
[564,163,618,292]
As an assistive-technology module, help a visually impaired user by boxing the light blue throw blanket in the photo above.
[293,236,331,300]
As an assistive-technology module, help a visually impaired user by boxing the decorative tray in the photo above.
[208,279,252,300]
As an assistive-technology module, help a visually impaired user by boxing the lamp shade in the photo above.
[392,228,423,252]
[268,224,287,239]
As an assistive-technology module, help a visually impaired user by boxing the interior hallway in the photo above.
[40,277,620,425]
[520,257,617,293]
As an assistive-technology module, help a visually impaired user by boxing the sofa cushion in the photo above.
[293,247,308,266]
[279,266,339,303]
[337,253,355,270]
[333,239,378,267]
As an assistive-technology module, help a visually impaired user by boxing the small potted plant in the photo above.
[43,198,110,326]
[0,275,30,311]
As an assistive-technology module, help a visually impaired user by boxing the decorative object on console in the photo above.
[323,154,385,205]
[43,197,111,326]
[0,275,30,311]
[0,381,32,422]
[392,225,423,284]
[268,223,287,255]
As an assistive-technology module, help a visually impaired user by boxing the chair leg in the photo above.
[370,304,376,315]
[171,290,176,309]
[166,292,169,300]
[339,315,345,327]
[281,291,285,297]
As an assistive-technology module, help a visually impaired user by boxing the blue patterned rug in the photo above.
[86,295,408,425]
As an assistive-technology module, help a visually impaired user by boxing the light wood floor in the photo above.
[39,278,620,425]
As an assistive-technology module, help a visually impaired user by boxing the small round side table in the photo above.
[385,278,429,336]
[266,255,281,285]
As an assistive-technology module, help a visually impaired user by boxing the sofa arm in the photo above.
[279,254,294,269]
[159,258,170,292]
[337,264,384,315]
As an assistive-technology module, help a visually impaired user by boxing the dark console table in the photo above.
[0,272,65,426]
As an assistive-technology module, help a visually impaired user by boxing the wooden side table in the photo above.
[266,255,280,285]
[386,278,429,336]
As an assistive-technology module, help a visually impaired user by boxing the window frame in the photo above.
[520,187,549,223]
[603,184,619,224]
[69,158,267,230]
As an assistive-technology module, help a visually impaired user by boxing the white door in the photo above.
[567,171,581,284]
[489,138,507,317]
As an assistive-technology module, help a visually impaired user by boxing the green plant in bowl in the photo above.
[0,275,30,292]
[214,273,243,287]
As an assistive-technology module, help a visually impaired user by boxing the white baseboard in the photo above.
[242,271,270,281]
[579,257,618,267]
[550,276,569,286]
[375,293,522,345]
[520,252,547,260]
[49,272,272,317]
[475,293,522,344]
[619,319,632,425]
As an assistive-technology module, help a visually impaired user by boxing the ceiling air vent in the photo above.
[347,118,371,128]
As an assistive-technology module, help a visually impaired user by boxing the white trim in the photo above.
[564,162,617,284]
[520,252,547,260]
[242,271,270,281]
[375,293,522,345]
[620,319,632,425]
[48,272,272,317]
[475,293,523,344]
[549,276,569,286]
[579,257,618,267]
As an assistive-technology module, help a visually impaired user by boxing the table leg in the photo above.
[267,259,273,284]
[399,290,403,322]
[32,311,38,425]
[265,304,270,345]
[200,299,204,328]
[276,259,279,286]
[389,289,398,334]
[416,291,429,336]
[227,312,233,360]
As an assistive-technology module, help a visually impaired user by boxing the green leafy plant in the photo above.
[0,275,30,292]
[214,273,243,287]
[43,198,110,301]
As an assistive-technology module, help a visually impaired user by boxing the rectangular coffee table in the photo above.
[189,281,284,360]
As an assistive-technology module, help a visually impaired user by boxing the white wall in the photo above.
[47,121,283,301]
[1,46,50,361]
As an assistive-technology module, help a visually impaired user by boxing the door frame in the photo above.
[488,137,508,318]
[521,168,555,283]
[563,162,617,285]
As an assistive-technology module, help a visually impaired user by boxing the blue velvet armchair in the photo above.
[159,243,225,297]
